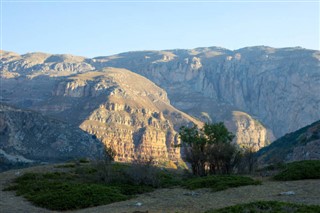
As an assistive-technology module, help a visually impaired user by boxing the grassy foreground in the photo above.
[3,161,260,210]
[4,172,153,210]
[205,201,320,213]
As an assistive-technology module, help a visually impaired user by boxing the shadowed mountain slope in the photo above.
[0,103,104,171]
[257,120,320,164]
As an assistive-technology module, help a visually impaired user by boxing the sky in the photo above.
[1,0,319,57]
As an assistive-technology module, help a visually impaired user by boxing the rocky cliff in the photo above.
[0,104,104,171]
[257,120,320,165]
[227,111,273,150]
[57,68,200,164]
[0,64,200,165]
[1,46,319,158]
[91,46,320,138]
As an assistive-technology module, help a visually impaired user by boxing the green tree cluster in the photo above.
[179,122,239,176]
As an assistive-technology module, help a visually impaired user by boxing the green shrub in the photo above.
[205,201,320,213]
[75,165,98,175]
[183,175,260,191]
[54,163,76,168]
[274,160,320,181]
[257,162,287,172]
[109,183,154,195]
[24,182,127,210]
[3,171,149,210]
[156,170,184,187]
[79,158,90,163]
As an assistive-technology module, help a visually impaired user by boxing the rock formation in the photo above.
[58,68,200,164]
[92,46,320,138]
[0,103,104,171]
[227,111,273,150]
[1,46,319,161]
[0,64,200,165]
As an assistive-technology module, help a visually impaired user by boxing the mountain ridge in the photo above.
[1,46,319,163]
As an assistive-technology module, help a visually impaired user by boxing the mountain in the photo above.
[55,68,201,164]
[0,63,201,165]
[257,120,320,165]
[0,103,103,171]
[1,46,319,160]
[90,46,319,138]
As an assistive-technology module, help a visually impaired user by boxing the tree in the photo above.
[178,122,237,176]
[179,125,207,176]
[237,142,258,174]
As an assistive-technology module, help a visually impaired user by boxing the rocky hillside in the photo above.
[1,46,319,158]
[91,46,320,138]
[57,68,201,163]
[257,120,320,165]
[0,64,201,164]
[0,104,103,171]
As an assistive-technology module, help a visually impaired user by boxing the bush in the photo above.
[205,201,320,213]
[4,172,128,210]
[183,175,261,191]
[123,157,161,187]
[54,163,76,168]
[3,169,153,210]
[79,158,90,163]
[273,160,320,181]
[4,159,183,210]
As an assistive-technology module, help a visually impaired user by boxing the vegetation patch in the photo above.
[273,160,320,181]
[3,170,152,210]
[183,175,261,191]
[78,158,90,163]
[3,161,186,210]
[4,159,266,211]
[205,201,320,213]
[54,163,76,168]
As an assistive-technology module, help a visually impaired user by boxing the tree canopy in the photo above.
[179,122,237,176]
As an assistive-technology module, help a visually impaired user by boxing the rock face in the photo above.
[0,103,104,171]
[0,50,94,78]
[1,46,319,160]
[257,120,320,165]
[0,66,200,165]
[61,68,200,164]
[91,46,320,139]
[227,111,273,150]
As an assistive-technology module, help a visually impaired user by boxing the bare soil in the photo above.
[1,165,319,213]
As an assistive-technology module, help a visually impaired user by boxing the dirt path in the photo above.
[1,166,319,213]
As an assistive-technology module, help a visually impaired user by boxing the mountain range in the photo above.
[1,46,319,165]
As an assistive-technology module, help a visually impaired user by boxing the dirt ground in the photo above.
[1,165,319,213]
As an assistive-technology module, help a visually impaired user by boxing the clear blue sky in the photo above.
[1,0,319,57]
